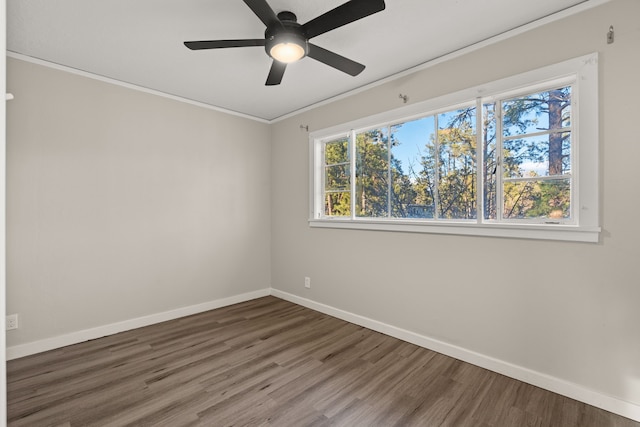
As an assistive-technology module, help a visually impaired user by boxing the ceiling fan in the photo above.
[184,0,386,86]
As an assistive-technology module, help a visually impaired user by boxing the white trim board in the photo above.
[6,288,271,360]
[271,289,640,423]
[6,0,611,125]
[5,52,272,125]
[271,0,611,123]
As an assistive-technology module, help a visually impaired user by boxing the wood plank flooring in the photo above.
[7,296,639,426]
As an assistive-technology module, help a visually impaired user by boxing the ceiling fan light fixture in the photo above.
[184,0,387,85]
[267,30,308,63]
[270,41,305,63]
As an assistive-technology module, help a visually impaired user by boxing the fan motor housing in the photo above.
[265,11,309,60]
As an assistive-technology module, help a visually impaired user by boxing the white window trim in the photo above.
[309,53,600,243]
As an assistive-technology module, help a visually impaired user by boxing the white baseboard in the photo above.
[271,288,640,423]
[6,288,271,360]
[7,287,639,422]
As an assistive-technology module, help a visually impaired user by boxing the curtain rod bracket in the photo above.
[607,25,614,44]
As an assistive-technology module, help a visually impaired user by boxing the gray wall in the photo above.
[7,58,272,346]
[271,0,640,409]
[5,0,640,415]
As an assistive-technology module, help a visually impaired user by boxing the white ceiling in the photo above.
[8,0,595,121]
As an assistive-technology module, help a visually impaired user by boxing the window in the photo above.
[323,136,351,217]
[487,84,573,223]
[310,54,599,242]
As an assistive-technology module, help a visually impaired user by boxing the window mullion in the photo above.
[570,82,578,224]
[502,127,571,141]
[387,125,392,218]
[350,130,356,220]
[496,101,504,222]
[434,114,440,219]
[318,141,324,219]
[476,98,483,224]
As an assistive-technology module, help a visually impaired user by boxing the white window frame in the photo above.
[309,53,600,242]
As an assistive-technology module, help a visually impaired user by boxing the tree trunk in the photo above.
[548,90,564,175]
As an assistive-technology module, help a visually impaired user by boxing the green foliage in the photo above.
[390,156,417,217]
[435,112,477,219]
[503,180,570,219]
[325,192,351,217]
[356,129,389,217]
[501,86,572,219]
[411,109,477,219]
[324,138,351,216]
[322,86,572,222]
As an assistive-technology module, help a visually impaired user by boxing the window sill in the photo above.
[309,218,600,243]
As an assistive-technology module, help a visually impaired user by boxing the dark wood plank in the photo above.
[7,296,639,427]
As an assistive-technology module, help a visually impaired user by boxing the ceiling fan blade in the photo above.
[302,0,385,39]
[184,39,265,50]
[266,60,287,86]
[307,43,365,76]
[243,0,281,28]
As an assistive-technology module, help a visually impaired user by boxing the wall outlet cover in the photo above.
[6,314,19,330]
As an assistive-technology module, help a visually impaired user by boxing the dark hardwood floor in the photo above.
[7,296,639,426]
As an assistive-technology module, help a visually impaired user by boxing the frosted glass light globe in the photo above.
[270,42,305,63]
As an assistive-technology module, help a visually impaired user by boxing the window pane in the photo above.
[325,164,349,191]
[483,103,497,220]
[502,86,572,136]
[438,108,477,219]
[390,117,435,218]
[414,117,438,218]
[503,132,571,178]
[325,192,351,217]
[356,128,389,217]
[325,138,349,165]
[324,137,350,217]
[503,179,571,220]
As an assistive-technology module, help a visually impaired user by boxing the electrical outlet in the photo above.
[304,277,311,289]
[6,314,18,330]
